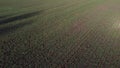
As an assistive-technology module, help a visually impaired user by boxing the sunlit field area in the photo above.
[0,0,120,67]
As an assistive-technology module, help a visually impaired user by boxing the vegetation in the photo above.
[0,0,120,67]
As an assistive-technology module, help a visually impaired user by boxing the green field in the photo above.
[0,0,120,67]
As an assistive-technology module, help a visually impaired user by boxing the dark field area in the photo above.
[0,0,120,67]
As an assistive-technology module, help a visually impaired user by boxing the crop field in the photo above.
[0,0,120,67]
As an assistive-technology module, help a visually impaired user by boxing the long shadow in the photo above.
[0,10,44,25]
[0,20,33,35]
[0,10,44,35]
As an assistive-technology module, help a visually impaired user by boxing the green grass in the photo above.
[0,0,120,67]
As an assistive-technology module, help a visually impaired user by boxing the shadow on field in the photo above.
[0,10,43,25]
[0,20,33,35]
[0,10,44,35]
